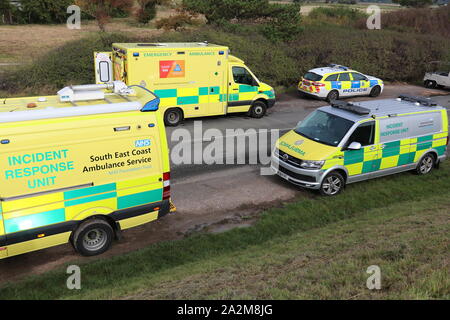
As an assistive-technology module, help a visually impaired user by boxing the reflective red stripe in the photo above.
[163,172,170,200]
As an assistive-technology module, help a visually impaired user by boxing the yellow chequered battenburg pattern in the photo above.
[2,176,162,235]
[322,133,447,175]
[154,86,275,107]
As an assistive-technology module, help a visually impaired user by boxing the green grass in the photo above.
[0,164,449,299]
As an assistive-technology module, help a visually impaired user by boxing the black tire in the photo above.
[319,171,345,196]
[164,108,183,127]
[326,90,339,102]
[424,80,437,89]
[249,101,267,118]
[72,219,114,256]
[416,153,435,175]
[369,85,381,97]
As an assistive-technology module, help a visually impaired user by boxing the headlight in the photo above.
[300,160,324,169]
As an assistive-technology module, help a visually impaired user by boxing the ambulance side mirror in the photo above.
[347,142,362,150]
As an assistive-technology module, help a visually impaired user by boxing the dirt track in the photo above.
[0,84,449,285]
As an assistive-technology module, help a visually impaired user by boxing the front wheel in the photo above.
[416,153,435,175]
[72,219,114,256]
[249,101,267,118]
[319,172,345,196]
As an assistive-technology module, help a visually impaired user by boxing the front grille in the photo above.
[278,165,316,183]
[277,149,302,167]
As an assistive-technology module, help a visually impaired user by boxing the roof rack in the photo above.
[330,100,370,115]
[328,63,349,71]
[397,94,437,107]
[57,81,133,103]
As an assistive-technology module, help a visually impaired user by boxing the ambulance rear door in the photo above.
[94,52,113,84]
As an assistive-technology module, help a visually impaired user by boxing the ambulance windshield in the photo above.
[295,110,354,147]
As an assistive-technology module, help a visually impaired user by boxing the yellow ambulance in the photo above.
[94,42,276,126]
[271,95,448,196]
[0,81,173,258]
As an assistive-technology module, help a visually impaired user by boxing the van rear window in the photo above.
[304,72,323,81]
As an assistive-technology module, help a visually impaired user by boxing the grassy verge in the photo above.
[0,164,449,299]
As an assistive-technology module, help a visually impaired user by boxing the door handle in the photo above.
[369,146,377,151]
[114,126,130,132]
[232,88,239,91]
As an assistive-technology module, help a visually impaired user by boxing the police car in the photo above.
[298,64,384,102]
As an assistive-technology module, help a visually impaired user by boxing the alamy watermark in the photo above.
[66,265,81,290]
[170,121,280,175]
[67,5,81,30]
[366,265,381,290]
[366,5,381,30]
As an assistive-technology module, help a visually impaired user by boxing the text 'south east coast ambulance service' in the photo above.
[0,81,173,259]
[94,42,276,126]
[272,95,448,196]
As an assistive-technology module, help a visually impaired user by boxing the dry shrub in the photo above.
[155,11,201,30]
[356,6,450,38]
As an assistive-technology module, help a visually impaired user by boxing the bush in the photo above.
[393,0,433,7]
[374,6,450,38]
[13,0,74,24]
[308,6,367,26]
[136,0,158,24]
[261,3,302,42]
[155,11,199,30]
[0,33,130,95]
[183,0,302,41]
[183,0,277,22]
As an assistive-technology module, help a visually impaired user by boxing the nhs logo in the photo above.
[135,139,151,147]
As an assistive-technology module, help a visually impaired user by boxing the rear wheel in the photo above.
[164,108,183,127]
[319,171,345,196]
[369,85,381,97]
[72,219,114,256]
[249,101,267,118]
[326,90,339,102]
[424,80,437,89]
[416,153,435,175]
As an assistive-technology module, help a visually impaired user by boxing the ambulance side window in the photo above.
[325,74,338,81]
[338,73,350,81]
[232,67,256,86]
[346,121,375,147]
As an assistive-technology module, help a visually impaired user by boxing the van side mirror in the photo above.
[347,142,362,150]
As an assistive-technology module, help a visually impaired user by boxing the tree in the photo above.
[392,0,433,7]
[0,0,13,24]
[76,0,133,31]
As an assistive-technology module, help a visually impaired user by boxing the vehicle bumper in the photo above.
[297,88,327,99]
[271,153,324,190]
[267,98,276,108]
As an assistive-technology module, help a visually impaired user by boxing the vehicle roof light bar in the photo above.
[397,94,437,107]
[330,100,370,115]
[328,63,349,71]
